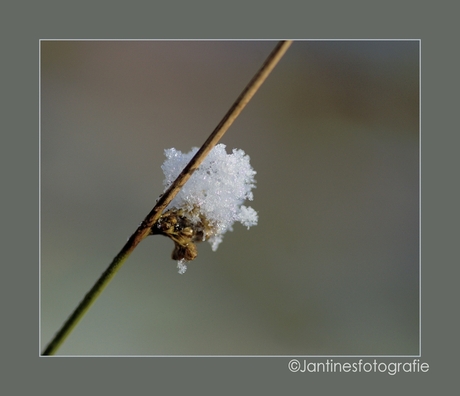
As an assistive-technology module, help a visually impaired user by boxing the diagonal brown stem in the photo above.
[42,40,292,355]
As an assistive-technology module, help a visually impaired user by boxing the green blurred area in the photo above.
[40,41,419,355]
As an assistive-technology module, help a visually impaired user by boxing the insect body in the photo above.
[151,208,214,262]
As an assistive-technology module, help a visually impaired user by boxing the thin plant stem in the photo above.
[42,40,292,355]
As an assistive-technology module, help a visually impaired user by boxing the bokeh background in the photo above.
[40,40,419,355]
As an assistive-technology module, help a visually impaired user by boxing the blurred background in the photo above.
[40,40,419,355]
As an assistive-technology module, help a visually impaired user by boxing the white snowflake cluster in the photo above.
[160,144,258,272]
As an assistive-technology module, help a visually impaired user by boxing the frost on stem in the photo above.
[151,144,258,273]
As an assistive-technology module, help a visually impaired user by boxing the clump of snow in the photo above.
[161,144,258,254]
[177,259,188,275]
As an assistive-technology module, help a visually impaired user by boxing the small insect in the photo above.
[150,207,214,262]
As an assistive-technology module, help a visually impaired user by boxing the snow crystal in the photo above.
[161,143,258,254]
[177,259,188,274]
